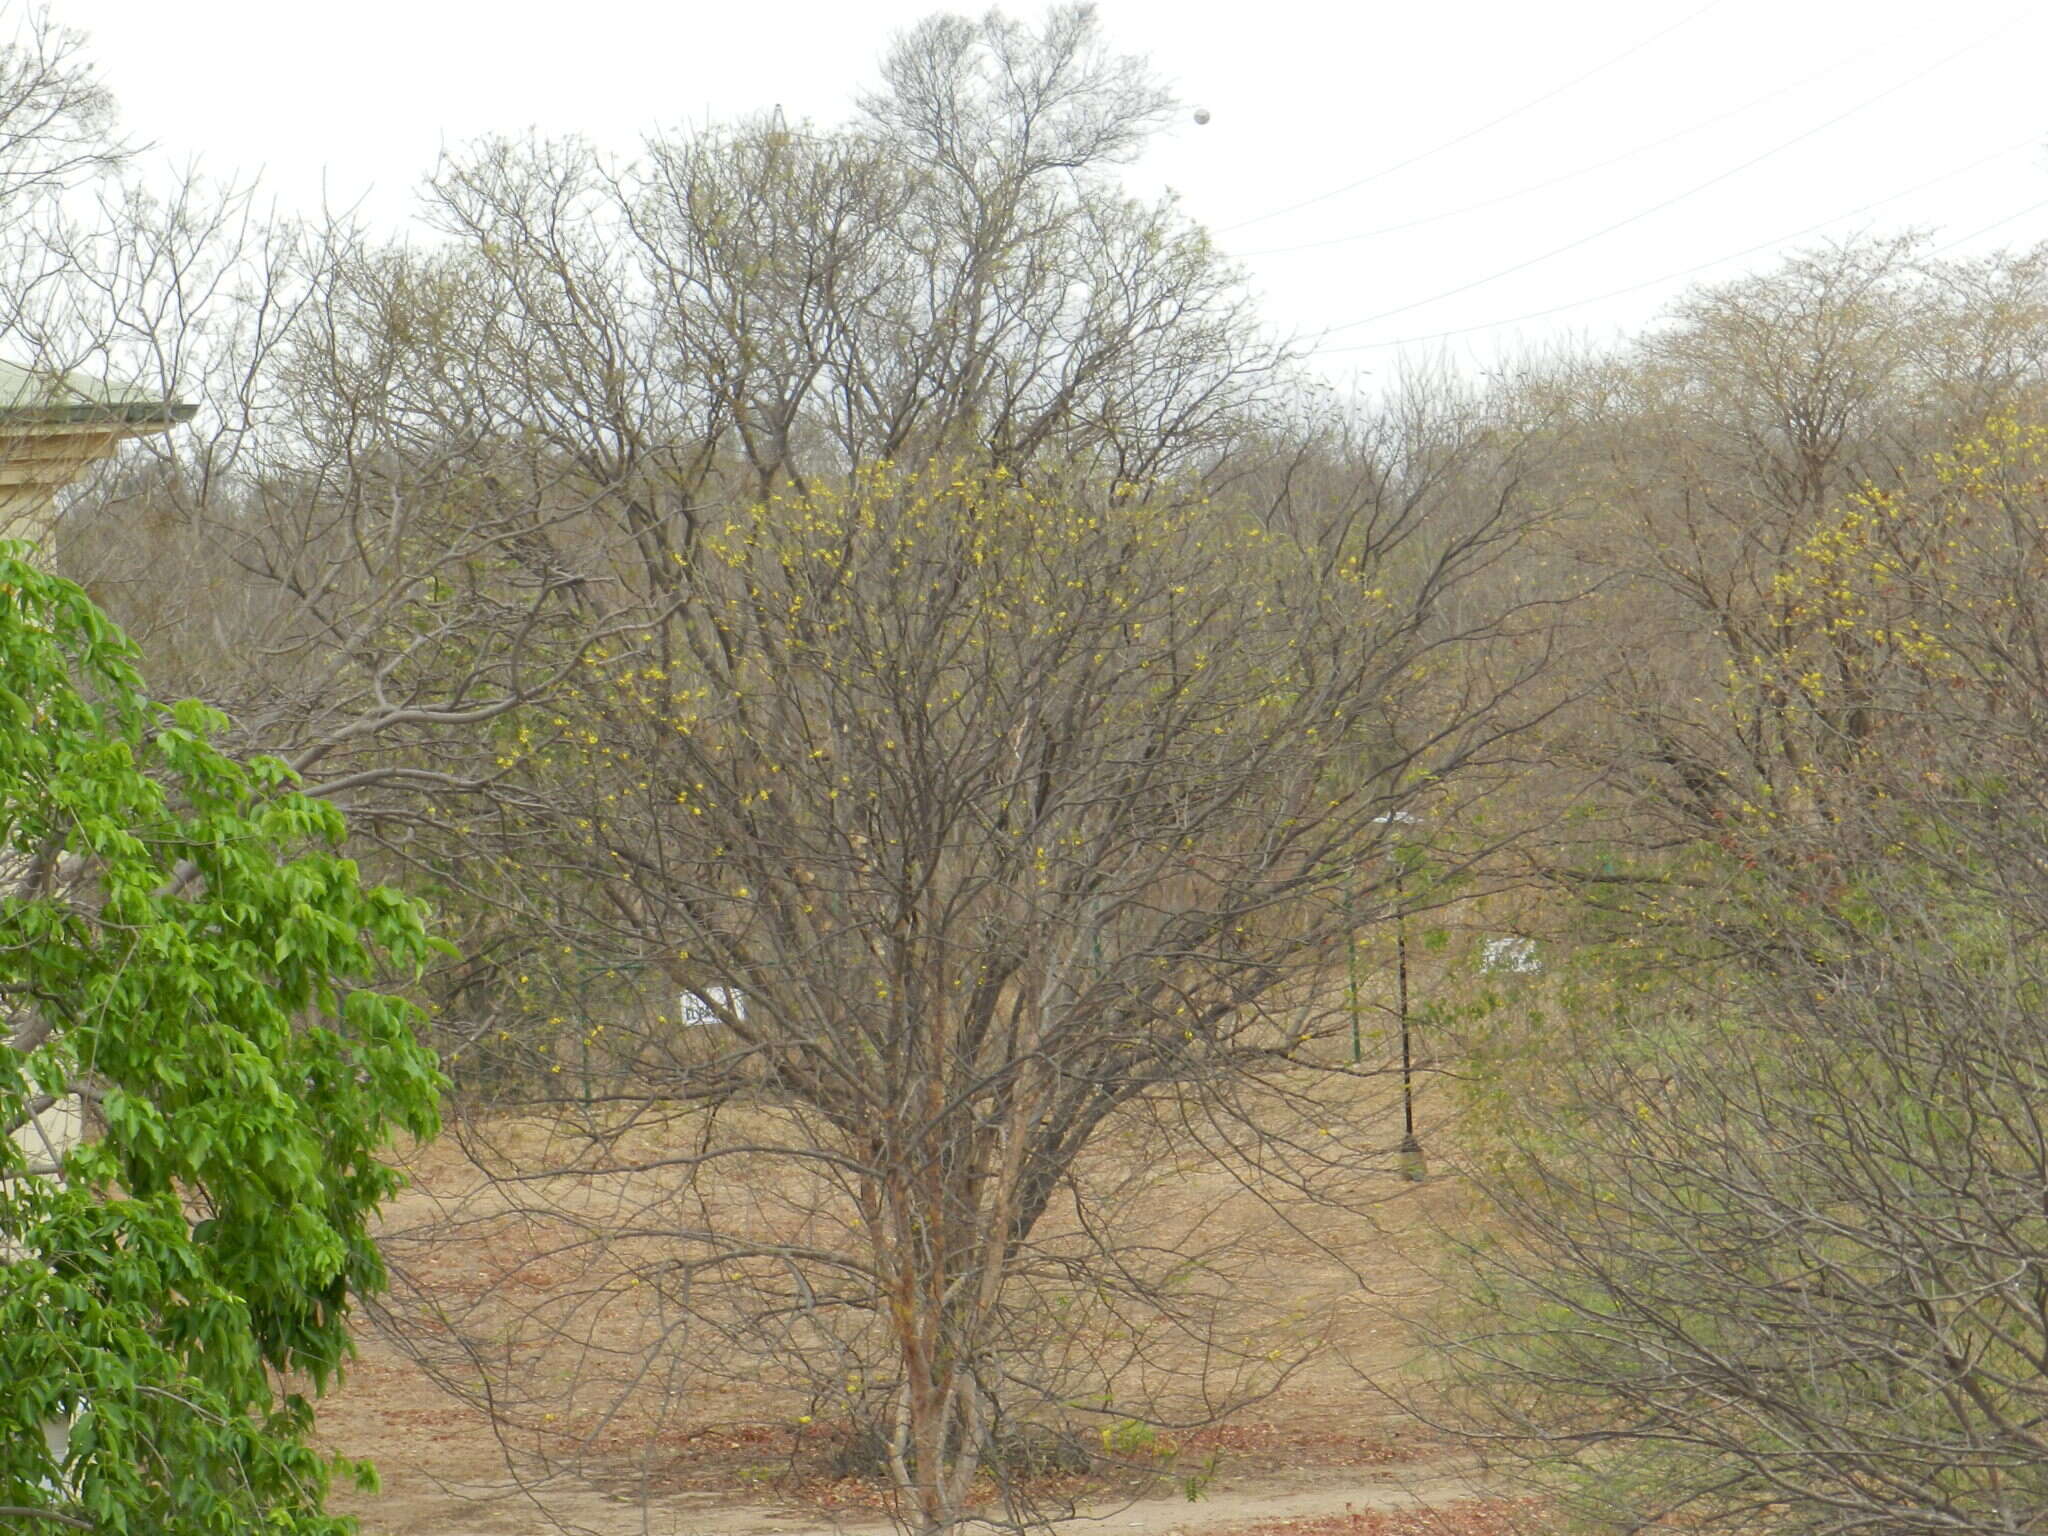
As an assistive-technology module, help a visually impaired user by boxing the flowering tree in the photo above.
[1450,419,2048,1536]
[433,457,1545,1533]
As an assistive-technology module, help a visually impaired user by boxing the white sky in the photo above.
[51,0,2048,381]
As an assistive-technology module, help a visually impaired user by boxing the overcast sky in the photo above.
[53,0,2048,381]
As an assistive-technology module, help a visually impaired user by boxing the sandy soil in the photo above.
[321,1067,1490,1536]
[343,1457,1500,1536]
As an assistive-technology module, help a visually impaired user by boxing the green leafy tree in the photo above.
[0,547,443,1533]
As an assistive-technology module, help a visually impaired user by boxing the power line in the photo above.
[1238,44,1882,260]
[1930,196,2048,256]
[1305,131,2042,358]
[1218,1,1722,235]
[1305,14,2028,345]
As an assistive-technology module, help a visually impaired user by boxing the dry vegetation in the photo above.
[15,3,2048,1535]
[316,1050,1477,1534]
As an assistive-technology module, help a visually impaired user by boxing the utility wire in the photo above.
[1218,1,1722,235]
[1239,44,1881,259]
[1930,196,2048,255]
[1305,130,2041,357]
[1306,14,2027,344]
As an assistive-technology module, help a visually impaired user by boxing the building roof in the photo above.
[0,360,196,429]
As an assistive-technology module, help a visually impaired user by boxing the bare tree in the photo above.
[0,7,119,321]
[46,4,1304,1077]
[1458,237,2048,900]
[387,443,1555,1533]
[412,4,1281,512]
[1445,410,2048,1536]
[8,15,1563,1529]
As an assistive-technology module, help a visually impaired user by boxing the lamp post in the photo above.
[1372,812,1425,1181]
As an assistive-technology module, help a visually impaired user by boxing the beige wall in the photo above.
[0,421,131,546]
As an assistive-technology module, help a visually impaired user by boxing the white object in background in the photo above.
[7,1095,87,1489]
[678,987,746,1028]
[1193,107,1211,125]
[7,1092,83,1175]
[1480,936,1541,975]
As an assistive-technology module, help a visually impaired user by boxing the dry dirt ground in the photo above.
[333,1459,1510,1536]
[319,1070,1521,1536]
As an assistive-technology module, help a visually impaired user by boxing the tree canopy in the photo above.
[1447,418,2048,1535]
[0,548,443,1534]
